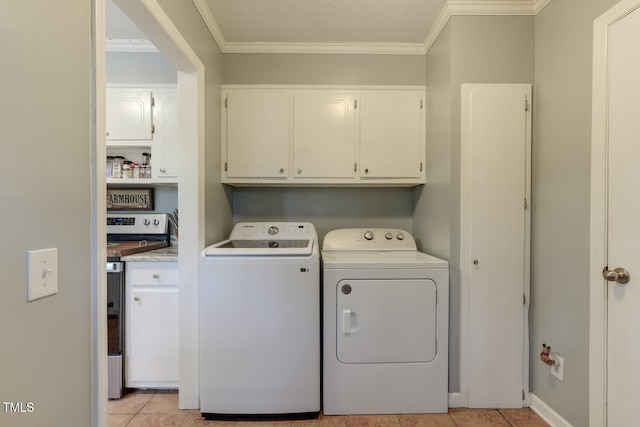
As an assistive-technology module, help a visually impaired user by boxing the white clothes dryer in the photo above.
[322,228,449,415]
[199,222,320,420]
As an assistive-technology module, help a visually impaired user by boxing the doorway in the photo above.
[95,0,204,424]
[590,1,640,425]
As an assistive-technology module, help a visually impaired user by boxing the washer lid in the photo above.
[203,221,318,257]
[204,238,315,257]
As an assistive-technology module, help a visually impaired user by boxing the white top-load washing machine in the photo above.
[322,228,449,415]
[199,222,320,420]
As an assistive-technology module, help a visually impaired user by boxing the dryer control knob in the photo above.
[396,232,405,240]
[385,232,393,240]
[364,230,374,240]
[268,226,279,235]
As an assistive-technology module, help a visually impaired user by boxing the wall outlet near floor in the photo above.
[550,352,564,382]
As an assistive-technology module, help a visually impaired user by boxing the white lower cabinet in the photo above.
[126,262,179,388]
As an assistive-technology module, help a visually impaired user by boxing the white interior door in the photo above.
[461,84,531,408]
[606,6,640,426]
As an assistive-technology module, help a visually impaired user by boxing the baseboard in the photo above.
[530,393,573,427]
[448,392,466,408]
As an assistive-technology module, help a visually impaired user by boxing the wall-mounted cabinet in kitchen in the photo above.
[106,88,153,141]
[106,86,178,185]
[221,86,426,186]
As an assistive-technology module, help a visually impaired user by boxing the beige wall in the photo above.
[223,53,426,86]
[154,0,231,248]
[0,2,93,426]
[532,1,617,425]
[417,14,534,393]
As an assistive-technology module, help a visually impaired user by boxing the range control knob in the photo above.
[153,219,160,226]
[144,219,150,226]
[396,232,405,240]
[385,232,393,240]
[364,230,374,241]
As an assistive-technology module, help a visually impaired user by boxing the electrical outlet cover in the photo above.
[27,248,58,302]
[550,352,564,382]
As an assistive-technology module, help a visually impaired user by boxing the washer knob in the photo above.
[364,230,374,240]
[385,232,393,240]
[268,226,279,235]
[396,232,405,240]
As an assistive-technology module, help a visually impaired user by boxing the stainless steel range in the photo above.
[106,213,169,399]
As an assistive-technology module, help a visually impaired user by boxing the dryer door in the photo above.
[336,279,437,364]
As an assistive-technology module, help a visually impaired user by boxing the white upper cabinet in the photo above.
[221,86,426,186]
[106,88,153,141]
[106,86,179,185]
[224,90,291,179]
[293,91,357,179]
[151,89,179,183]
[359,90,424,179]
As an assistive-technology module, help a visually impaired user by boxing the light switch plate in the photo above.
[27,248,58,301]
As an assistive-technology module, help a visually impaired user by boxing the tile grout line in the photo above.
[497,409,515,426]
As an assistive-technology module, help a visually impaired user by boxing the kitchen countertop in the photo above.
[121,246,179,262]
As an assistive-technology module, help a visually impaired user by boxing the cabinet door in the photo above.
[293,91,357,178]
[359,91,424,179]
[106,88,153,141]
[152,89,178,182]
[128,288,179,385]
[224,90,290,179]
[461,84,531,408]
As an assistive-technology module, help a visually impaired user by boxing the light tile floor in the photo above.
[108,390,550,427]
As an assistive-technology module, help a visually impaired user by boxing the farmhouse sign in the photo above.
[107,188,154,211]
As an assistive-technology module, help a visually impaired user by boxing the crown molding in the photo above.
[221,42,427,55]
[193,0,553,55]
[424,0,553,53]
[106,39,159,52]
[192,0,226,52]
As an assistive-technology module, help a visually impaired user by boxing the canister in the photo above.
[106,156,114,178]
[112,156,125,178]
[122,161,133,179]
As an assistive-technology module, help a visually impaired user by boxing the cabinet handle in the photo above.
[160,168,166,173]
[133,297,140,302]
[297,169,302,174]
[365,168,369,174]
[153,274,160,279]
[279,168,284,174]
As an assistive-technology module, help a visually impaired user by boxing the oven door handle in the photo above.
[106,262,123,273]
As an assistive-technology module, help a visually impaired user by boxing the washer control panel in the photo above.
[229,222,316,240]
[323,228,417,251]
